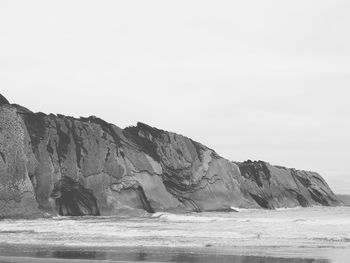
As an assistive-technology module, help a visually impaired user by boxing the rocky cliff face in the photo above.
[0,94,340,217]
[0,104,40,217]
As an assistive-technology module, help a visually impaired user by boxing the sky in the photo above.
[0,0,349,194]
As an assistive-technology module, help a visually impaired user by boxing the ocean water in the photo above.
[0,207,349,262]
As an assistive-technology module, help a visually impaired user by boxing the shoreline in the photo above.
[1,207,350,262]
[0,243,349,262]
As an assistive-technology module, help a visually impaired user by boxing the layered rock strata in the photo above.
[0,94,340,217]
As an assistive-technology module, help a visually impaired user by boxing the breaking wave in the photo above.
[152,212,232,222]
[0,207,349,249]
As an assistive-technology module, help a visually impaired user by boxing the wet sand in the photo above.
[0,256,330,263]
[0,244,344,263]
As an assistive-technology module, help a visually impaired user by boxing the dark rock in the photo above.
[235,162,339,209]
[238,160,271,187]
[249,193,272,209]
[0,94,9,106]
[50,176,100,216]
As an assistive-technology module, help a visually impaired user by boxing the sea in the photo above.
[0,206,349,263]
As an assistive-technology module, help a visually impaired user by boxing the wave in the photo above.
[0,207,349,250]
[152,212,232,223]
[275,206,303,211]
[230,206,264,212]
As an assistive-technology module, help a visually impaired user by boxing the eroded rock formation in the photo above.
[0,94,341,217]
[50,176,100,216]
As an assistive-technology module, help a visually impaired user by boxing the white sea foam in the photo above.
[153,212,232,222]
[275,206,302,211]
[230,206,259,212]
[0,207,349,249]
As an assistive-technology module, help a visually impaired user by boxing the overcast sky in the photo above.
[1,0,349,194]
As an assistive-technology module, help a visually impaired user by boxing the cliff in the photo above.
[0,94,340,217]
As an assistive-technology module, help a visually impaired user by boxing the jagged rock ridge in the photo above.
[0,94,9,106]
[0,94,341,217]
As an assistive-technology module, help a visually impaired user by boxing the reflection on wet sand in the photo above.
[0,247,330,263]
